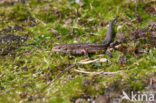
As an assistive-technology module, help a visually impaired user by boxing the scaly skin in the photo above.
[52,16,118,55]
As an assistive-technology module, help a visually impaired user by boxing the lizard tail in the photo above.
[103,16,119,45]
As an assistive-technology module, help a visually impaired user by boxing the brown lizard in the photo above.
[52,16,118,55]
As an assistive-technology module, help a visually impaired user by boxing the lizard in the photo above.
[52,16,119,56]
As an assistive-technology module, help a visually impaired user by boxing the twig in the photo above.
[40,63,77,92]
[0,88,15,96]
[74,69,119,75]
[32,15,47,26]
[27,7,46,26]
[0,62,76,96]
[78,58,108,64]
[40,58,110,91]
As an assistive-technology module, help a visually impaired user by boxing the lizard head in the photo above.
[52,44,68,52]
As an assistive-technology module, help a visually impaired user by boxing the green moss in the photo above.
[7,4,31,21]
[0,0,155,102]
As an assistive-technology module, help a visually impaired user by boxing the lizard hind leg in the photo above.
[82,49,89,57]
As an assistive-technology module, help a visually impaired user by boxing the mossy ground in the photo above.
[0,0,155,103]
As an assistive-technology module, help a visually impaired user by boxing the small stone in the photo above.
[21,67,28,71]
[117,25,122,30]
[75,98,84,103]
[99,58,108,62]
[27,96,34,101]
[75,0,84,5]
[19,92,27,98]
[95,95,110,103]
[106,50,112,58]
[118,54,127,64]
[14,25,24,31]
[82,78,90,87]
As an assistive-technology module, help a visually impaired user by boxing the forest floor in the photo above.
[0,0,155,103]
